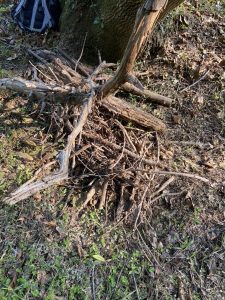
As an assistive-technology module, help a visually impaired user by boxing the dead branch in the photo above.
[180,70,210,93]
[134,184,150,230]
[99,180,109,209]
[150,176,175,198]
[76,179,101,214]
[83,132,160,166]
[138,170,210,184]
[0,77,86,105]
[122,82,173,106]
[102,95,166,132]
[3,91,94,205]
[0,77,166,131]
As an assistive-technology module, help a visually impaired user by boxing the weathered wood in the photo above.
[0,77,166,132]
[102,95,166,132]
[122,82,173,106]
[0,77,86,105]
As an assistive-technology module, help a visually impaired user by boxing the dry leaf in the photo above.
[33,192,42,201]
[172,114,182,125]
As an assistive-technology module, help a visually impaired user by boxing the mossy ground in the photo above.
[0,1,224,299]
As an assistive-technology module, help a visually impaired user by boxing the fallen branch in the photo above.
[0,77,166,131]
[150,176,175,198]
[99,180,109,209]
[76,179,101,214]
[0,77,86,105]
[3,91,94,205]
[138,170,210,184]
[102,95,166,132]
[134,184,150,230]
[180,70,210,93]
[122,82,173,106]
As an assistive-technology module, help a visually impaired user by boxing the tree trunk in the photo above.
[59,0,184,63]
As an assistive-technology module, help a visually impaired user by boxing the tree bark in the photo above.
[59,0,184,63]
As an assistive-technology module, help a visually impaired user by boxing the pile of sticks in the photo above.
[0,0,209,221]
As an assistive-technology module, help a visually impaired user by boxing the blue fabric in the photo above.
[11,0,61,33]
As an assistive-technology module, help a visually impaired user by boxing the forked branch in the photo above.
[3,91,94,205]
[100,0,168,97]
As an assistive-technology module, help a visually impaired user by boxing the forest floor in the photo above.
[0,1,225,299]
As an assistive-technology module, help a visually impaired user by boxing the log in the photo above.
[102,95,166,132]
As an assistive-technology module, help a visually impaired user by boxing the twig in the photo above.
[99,180,109,209]
[29,61,54,83]
[77,180,101,214]
[155,132,160,164]
[133,274,141,300]
[150,176,175,199]
[148,193,166,205]
[83,132,160,166]
[27,49,48,64]
[91,61,117,80]
[114,119,137,152]
[57,48,91,77]
[180,70,210,93]
[134,184,150,230]
[75,33,87,72]
[138,170,210,184]
[109,126,126,169]
[136,228,161,267]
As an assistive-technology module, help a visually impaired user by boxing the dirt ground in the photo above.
[0,1,224,299]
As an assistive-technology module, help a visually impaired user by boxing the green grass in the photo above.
[0,5,11,14]
[0,216,155,300]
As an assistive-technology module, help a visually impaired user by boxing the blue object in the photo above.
[11,0,61,33]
